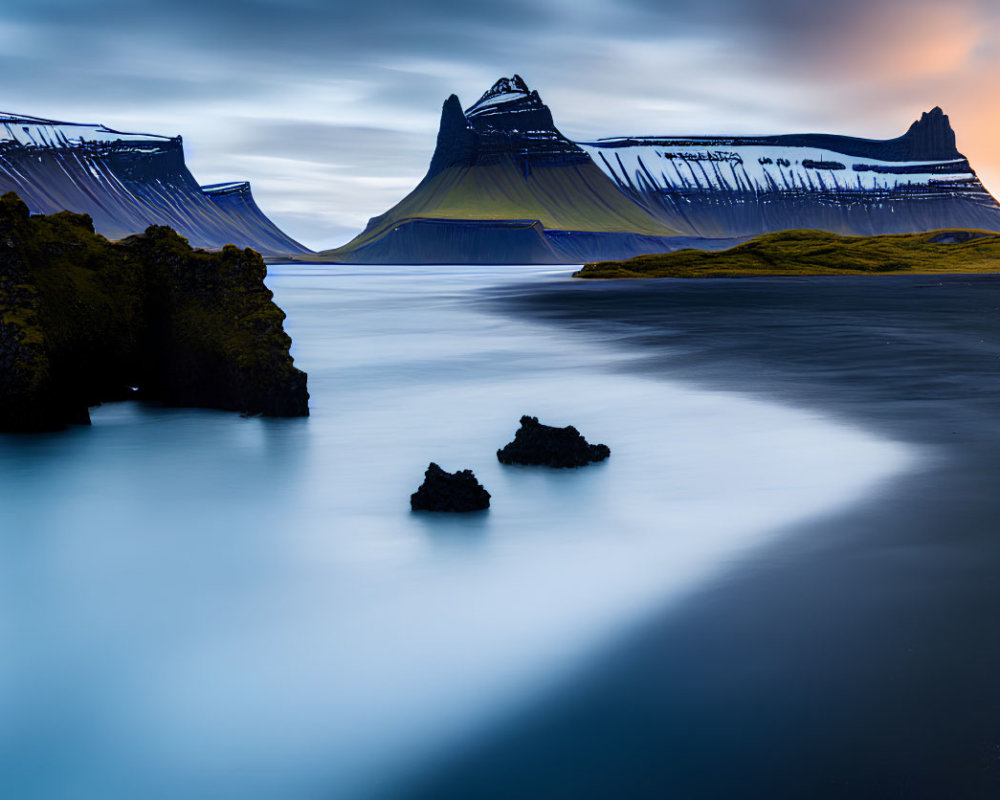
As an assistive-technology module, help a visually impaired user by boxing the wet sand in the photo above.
[403,274,1000,799]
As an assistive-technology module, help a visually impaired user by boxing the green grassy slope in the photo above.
[310,155,678,260]
[574,229,1000,279]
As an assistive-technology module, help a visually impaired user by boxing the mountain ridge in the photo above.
[0,112,309,257]
[582,105,999,237]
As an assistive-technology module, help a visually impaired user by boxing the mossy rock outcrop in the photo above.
[0,192,308,432]
[574,228,1000,279]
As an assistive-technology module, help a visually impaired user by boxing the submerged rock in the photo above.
[410,463,491,512]
[0,192,308,432]
[497,415,610,468]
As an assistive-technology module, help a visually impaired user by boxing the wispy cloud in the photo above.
[1,0,999,247]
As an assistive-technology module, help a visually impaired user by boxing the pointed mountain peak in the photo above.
[904,106,959,159]
[466,74,544,118]
[426,76,588,176]
[428,94,477,177]
[476,75,530,102]
[912,106,949,132]
[490,74,530,96]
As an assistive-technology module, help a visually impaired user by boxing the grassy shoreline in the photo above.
[573,228,1000,279]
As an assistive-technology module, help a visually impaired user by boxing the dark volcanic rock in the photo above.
[425,74,591,175]
[902,106,960,161]
[0,192,308,433]
[410,463,491,512]
[497,416,610,468]
[462,74,590,167]
[427,95,478,178]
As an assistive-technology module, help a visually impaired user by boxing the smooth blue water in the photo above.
[0,266,912,799]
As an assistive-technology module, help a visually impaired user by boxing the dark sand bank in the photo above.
[402,275,1000,799]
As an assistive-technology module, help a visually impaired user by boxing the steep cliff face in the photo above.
[427,95,480,177]
[0,113,309,257]
[582,107,1000,237]
[427,75,590,173]
[313,76,680,264]
[461,74,591,167]
[899,107,959,161]
[0,192,308,433]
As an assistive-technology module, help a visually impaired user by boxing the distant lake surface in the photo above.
[0,266,914,799]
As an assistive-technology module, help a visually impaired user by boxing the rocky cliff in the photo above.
[0,192,308,432]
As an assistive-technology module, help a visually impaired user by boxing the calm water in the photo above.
[0,266,911,799]
[410,274,1000,799]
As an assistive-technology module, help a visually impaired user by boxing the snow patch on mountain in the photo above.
[580,140,977,195]
[0,113,174,149]
[465,74,545,120]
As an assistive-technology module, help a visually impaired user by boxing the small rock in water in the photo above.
[497,415,610,468]
[410,462,491,512]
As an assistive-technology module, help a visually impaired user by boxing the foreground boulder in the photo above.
[410,463,491,512]
[0,192,308,432]
[497,415,610,468]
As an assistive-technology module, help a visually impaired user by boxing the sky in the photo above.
[1,0,998,249]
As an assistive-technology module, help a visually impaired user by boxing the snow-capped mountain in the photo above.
[581,107,1000,236]
[447,73,590,167]
[0,112,308,257]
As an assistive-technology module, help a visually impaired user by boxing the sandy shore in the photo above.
[403,274,1000,799]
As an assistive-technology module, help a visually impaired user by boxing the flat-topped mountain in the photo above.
[582,106,1000,237]
[0,112,309,258]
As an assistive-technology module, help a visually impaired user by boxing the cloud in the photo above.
[0,0,999,247]
[232,122,431,168]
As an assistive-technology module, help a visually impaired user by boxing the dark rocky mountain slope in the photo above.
[0,112,309,258]
[582,107,1000,237]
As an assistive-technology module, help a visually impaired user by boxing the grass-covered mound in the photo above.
[0,192,308,432]
[574,228,1000,279]
[308,157,679,263]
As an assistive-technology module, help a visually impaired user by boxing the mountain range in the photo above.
[582,106,1000,238]
[0,112,308,258]
[3,79,998,265]
[303,76,1000,264]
